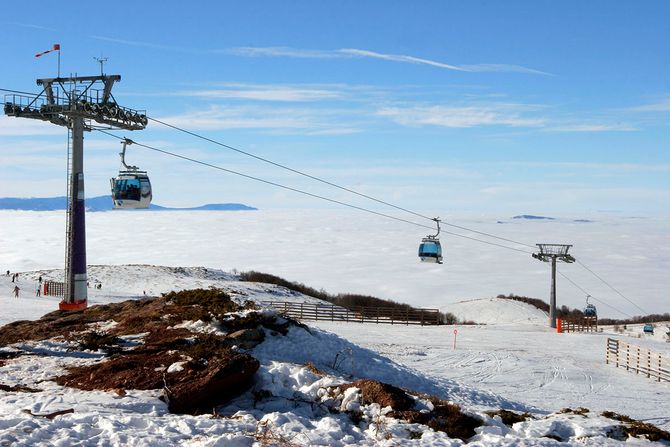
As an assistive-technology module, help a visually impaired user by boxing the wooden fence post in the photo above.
[636,347,640,374]
[626,344,630,371]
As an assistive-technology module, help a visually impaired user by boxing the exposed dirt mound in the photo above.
[165,351,260,414]
[57,348,183,391]
[0,288,253,347]
[342,379,414,411]
[390,397,483,441]
[332,379,483,441]
[485,409,534,425]
[601,412,670,442]
[1,288,290,415]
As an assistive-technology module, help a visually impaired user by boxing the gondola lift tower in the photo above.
[3,54,147,310]
[532,244,575,328]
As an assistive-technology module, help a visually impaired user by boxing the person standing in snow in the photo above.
[13,286,20,298]
[11,273,15,283]
[36,284,41,297]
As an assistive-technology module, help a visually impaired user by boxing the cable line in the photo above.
[557,270,633,319]
[147,116,535,249]
[2,85,652,318]
[0,87,44,96]
[575,259,648,315]
[96,129,534,255]
[0,85,536,250]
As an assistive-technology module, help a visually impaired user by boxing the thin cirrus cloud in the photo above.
[227,46,551,75]
[376,104,545,128]
[0,115,62,136]
[501,160,670,173]
[178,84,345,102]
[154,105,360,134]
[543,123,637,132]
[376,105,637,132]
[88,37,550,75]
[628,98,670,113]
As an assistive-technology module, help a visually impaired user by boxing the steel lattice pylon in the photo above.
[4,74,146,310]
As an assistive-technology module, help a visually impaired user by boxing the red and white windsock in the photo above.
[35,44,60,58]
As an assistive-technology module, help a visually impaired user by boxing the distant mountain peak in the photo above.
[0,196,257,212]
[512,214,554,220]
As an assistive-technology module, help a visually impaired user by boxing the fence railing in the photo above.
[261,301,442,326]
[43,281,65,297]
[558,317,598,333]
[605,338,670,383]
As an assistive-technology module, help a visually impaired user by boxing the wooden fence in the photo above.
[605,338,670,383]
[261,301,442,326]
[43,281,65,297]
[558,317,598,333]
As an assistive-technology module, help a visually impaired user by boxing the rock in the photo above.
[226,328,265,349]
[165,351,259,415]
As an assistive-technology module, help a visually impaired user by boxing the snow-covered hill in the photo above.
[1,265,669,446]
[442,297,549,325]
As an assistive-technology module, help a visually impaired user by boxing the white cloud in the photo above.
[339,48,466,71]
[544,123,637,132]
[459,64,552,75]
[90,35,196,52]
[0,115,62,136]
[377,104,545,128]
[629,98,670,113]
[224,47,338,59]
[304,163,482,179]
[226,46,550,75]
[9,22,58,32]
[86,39,551,75]
[153,105,360,134]
[178,85,344,102]
[502,161,670,173]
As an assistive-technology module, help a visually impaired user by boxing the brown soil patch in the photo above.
[342,379,414,411]
[0,288,292,415]
[333,379,483,442]
[601,412,670,442]
[0,288,260,347]
[389,397,483,441]
[56,349,183,391]
[165,350,259,414]
[485,409,533,425]
[558,407,589,416]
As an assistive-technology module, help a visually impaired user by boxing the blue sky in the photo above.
[1,0,668,216]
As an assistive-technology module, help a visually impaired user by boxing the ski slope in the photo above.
[441,297,549,325]
[1,265,669,445]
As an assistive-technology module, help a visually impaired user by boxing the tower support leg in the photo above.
[61,117,87,311]
[549,256,557,328]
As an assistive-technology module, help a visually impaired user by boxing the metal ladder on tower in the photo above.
[63,126,73,300]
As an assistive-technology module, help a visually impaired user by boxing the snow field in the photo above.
[0,264,669,444]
